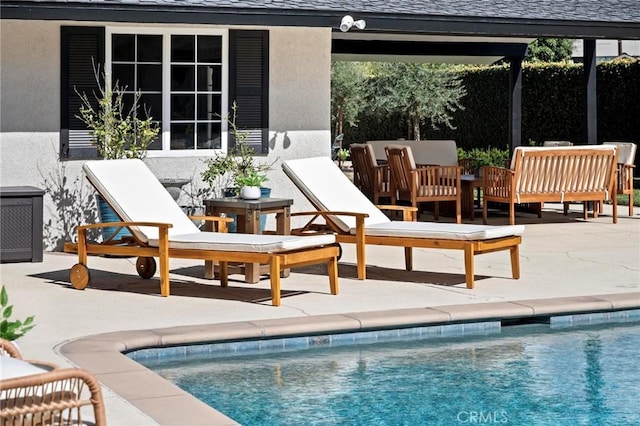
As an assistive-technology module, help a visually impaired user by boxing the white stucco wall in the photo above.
[0,19,332,250]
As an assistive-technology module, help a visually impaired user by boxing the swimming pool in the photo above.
[136,318,640,425]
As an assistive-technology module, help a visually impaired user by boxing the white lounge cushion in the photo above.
[150,232,336,252]
[0,356,50,381]
[282,157,391,232]
[361,222,525,240]
[83,159,200,244]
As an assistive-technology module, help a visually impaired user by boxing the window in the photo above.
[107,29,227,156]
[61,26,268,160]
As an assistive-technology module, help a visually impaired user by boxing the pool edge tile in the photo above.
[345,307,451,329]
[431,302,534,321]
[513,295,618,315]
[251,314,362,337]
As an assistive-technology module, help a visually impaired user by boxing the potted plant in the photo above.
[201,102,273,198]
[76,66,160,240]
[336,148,349,169]
[76,68,159,161]
[234,167,269,200]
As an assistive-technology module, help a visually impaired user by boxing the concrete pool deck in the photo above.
[1,202,638,425]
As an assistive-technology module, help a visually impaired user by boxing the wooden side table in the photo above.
[461,175,483,221]
[203,197,294,283]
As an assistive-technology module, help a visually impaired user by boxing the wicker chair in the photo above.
[0,338,106,426]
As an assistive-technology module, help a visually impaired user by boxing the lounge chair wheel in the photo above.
[136,256,157,279]
[337,243,343,261]
[70,264,90,290]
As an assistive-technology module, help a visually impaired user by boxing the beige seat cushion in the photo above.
[362,222,524,240]
[603,141,637,165]
[150,232,336,252]
[0,356,50,381]
[367,140,458,165]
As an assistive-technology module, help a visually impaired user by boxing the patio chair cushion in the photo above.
[0,356,49,381]
[83,159,200,244]
[283,157,391,233]
[603,141,637,165]
[362,222,524,240]
[150,232,336,252]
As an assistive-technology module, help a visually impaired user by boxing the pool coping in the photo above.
[58,292,640,426]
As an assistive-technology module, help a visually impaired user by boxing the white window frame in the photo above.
[105,26,229,158]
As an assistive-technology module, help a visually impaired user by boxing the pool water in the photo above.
[143,322,640,425]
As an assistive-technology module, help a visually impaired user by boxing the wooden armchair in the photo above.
[604,142,637,216]
[385,145,461,223]
[349,143,392,204]
[0,338,107,426]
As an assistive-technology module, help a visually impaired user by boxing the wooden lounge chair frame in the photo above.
[0,339,107,426]
[349,143,392,204]
[283,157,524,289]
[64,159,340,306]
[385,145,462,223]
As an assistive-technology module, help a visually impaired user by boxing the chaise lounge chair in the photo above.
[64,159,339,306]
[282,157,525,288]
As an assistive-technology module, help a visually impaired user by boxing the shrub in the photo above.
[0,285,35,341]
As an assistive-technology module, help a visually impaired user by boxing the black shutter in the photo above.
[60,26,105,160]
[228,30,269,155]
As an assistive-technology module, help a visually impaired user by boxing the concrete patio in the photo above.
[1,202,638,425]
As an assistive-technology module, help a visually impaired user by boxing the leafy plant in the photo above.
[458,146,511,171]
[336,148,350,161]
[235,168,269,188]
[0,285,35,341]
[76,65,160,160]
[202,101,273,197]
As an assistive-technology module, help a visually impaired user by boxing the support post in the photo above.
[509,57,523,153]
[584,39,597,145]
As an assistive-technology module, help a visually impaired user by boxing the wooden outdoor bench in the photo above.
[482,145,618,225]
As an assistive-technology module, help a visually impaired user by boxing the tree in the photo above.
[331,61,368,138]
[525,38,574,62]
[367,63,466,141]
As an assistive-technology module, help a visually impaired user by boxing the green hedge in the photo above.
[344,60,640,151]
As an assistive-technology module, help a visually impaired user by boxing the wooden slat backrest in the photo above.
[511,147,617,199]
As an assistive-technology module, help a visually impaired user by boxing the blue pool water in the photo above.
[138,320,640,425]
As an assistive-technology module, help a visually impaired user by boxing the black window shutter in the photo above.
[60,26,105,160]
[228,30,269,155]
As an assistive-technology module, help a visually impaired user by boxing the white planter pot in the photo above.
[239,186,261,200]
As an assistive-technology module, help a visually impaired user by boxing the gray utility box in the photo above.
[1,186,44,263]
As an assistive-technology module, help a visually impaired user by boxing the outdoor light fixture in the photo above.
[340,15,366,32]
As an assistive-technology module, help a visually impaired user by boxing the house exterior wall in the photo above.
[0,19,331,250]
